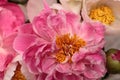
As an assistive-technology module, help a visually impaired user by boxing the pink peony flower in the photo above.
[0,0,25,37]
[14,4,106,79]
[0,0,25,79]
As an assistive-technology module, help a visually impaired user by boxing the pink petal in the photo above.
[32,9,57,41]
[0,8,16,37]
[41,57,56,73]
[23,45,40,74]
[56,63,71,73]
[4,55,35,80]
[77,22,105,52]
[0,71,4,80]
[1,2,25,25]
[0,2,25,37]
[18,23,34,34]
[0,0,7,5]
[36,73,47,80]
[13,34,37,54]
[64,74,82,80]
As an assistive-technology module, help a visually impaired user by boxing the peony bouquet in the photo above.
[0,0,120,80]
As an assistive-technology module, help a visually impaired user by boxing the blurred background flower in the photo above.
[81,0,120,50]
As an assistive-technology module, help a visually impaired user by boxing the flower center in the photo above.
[55,34,86,63]
[89,5,115,25]
[11,62,26,80]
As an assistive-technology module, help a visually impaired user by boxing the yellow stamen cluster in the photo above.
[55,34,86,63]
[89,5,115,25]
[11,63,26,80]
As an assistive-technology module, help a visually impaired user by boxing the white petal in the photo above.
[3,63,17,80]
[27,0,57,22]
[3,55,35,80]
[60,0,82,14]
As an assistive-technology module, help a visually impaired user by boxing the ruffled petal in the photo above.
[56,63,71,73]
[41,57,56,74]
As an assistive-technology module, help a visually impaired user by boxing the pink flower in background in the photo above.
[81,0,120,50]
[0,0,7,4]
[14,4,106,79]
[0,34,16,80]
[0,0,25,37]
[0,0,25,79]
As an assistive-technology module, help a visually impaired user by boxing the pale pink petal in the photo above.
[72,52,85,62]
[23,45,42,74]
[51,3,64,10]
[27,0,57,22]
[41,57,56,74]
[32,9,57,41]
[56,63,71,73]
[77,22,105,52]
[83,52,106,79]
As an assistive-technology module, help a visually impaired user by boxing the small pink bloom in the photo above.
[14,4,106,80]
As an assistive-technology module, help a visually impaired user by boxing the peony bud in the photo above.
[106,48,120,73]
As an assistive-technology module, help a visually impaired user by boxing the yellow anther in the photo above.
[89,5,115,25]
[55,34,86,63]
[11,62,26,80]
